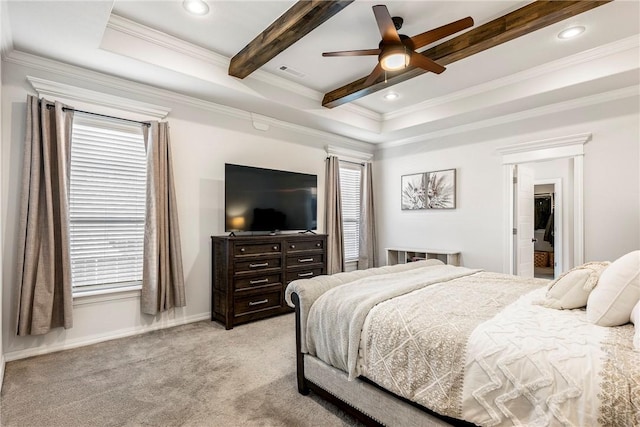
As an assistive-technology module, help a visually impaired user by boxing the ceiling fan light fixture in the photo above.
[557,26,585,40]
[380,48,410,71]
[183,0,209,16]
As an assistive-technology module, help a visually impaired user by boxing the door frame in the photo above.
[499,133,591,275]
[514,164,536,277]
[533,178,562,278]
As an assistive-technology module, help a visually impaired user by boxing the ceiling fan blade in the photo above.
[410,17,474,50]
[363,62,384,86]
[409,51,446,74]
[373,5,401,43]
[322,48,381,57]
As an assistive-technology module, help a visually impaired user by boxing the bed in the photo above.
[285,259,640,427]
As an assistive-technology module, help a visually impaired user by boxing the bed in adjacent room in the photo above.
[285,254,640,427]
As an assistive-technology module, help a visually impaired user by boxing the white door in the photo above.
[515,165,535,277]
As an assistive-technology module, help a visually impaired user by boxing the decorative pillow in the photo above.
[586,250,640,326]
[631,300,640,351]
[535,262,609,310]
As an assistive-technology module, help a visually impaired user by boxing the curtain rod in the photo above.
[45,103,151,127]
[326,157,365,166]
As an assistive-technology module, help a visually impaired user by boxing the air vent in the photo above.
[278,65,305,78]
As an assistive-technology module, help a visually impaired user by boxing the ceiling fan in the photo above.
[322,5,474,86]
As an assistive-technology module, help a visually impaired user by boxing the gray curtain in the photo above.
[358,162,377,269]
[16,96,74,336]
[141,122,186,315]
[325,156,344,274]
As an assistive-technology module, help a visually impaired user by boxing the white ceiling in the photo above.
[3,0,639,146]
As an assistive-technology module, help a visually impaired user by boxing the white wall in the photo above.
[375,95,640,271]
[2,53,638,362]
[583,118,640,261]
[0,58,365,360]
[0,2,4,388]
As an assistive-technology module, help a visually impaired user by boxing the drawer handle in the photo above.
[249,278,269,285]
[298,272,313,278]
[240,248,245,253]
[290,244,296,249]
[273,246,278,251]
[298,258,314,263]
[249,262,269,268]
[316,243,321,247]
[249,299,269,306]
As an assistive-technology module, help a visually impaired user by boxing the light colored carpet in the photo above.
[0,313,362,427]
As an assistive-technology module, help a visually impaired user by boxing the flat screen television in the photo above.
[225,163,317,233]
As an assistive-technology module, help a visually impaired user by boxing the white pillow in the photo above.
[536,262,609,310]
[586,250,640,326]
[631,300,640,351]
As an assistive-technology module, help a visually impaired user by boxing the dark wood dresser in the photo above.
[211,234,327,329]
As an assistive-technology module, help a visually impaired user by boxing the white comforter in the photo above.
[305,265,640,427]
[306,264,481,380]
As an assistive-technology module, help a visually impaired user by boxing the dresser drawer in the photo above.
[234,273,281,291]
[212,234,326,329]
[287,253,324,268]
[234,242,281,256]
[234,290,282,316]
[286,268,324,283]
[235,257,282,273]
[285,239,324,252]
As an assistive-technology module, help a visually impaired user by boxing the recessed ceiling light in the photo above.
[557,26,585,40]
[384,92,399,101]
[183,0,209,16]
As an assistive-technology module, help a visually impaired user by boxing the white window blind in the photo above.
[69,115,147,292]
[339,163,362,261]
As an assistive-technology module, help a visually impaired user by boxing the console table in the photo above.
[211,234,327,329]
[385,247,461,266]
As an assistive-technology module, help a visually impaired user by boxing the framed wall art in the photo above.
[401,168,456,210]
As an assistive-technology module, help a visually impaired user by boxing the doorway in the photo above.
[499,132,590,277]
[512,162,567,279]
[533,180,562,279]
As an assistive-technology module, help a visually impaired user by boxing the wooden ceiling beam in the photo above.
[229,0,354,79]
[322,0,612,109]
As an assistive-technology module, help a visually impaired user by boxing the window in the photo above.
[69,115,147,293]
[339,162,362,261]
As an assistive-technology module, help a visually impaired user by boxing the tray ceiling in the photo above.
[3,1,639,146]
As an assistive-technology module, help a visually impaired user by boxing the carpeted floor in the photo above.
[0,313,362,427]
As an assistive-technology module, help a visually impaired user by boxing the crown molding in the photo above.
[27,76,171,119]
[0,1,14,58]
[497,133,591,157]
[6,50,370,151]
[326,145,374,162]
[379,85,638,150]
[105,14,381,124]
[5,50,186,104]
[339,103,381,122]
[107,14,229,69]
[383,35,640,123]
[105,14,320,102]
[7,50,636,152]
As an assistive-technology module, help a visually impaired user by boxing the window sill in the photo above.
[73,284,142,306]
[344,259,359,272]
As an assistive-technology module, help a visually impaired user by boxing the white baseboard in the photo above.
[4,312,210,362]
[0,354,5,392]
